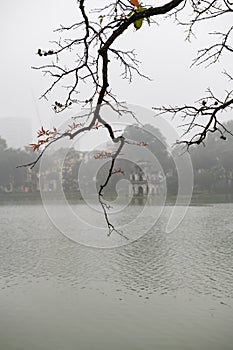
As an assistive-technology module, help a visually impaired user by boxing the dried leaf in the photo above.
[99,16,104,25]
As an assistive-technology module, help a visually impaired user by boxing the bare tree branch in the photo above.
[23,0,233,235]
[153,88,233,147]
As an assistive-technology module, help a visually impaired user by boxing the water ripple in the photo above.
[0,204,233,299]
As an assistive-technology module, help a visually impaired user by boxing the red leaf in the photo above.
[29,143,40,152]
[130,0,140,7]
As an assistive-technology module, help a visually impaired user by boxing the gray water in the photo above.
[1,203,233,350]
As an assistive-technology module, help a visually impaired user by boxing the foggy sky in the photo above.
[0,0,232,149]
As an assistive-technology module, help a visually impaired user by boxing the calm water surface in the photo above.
[1,203,233,350]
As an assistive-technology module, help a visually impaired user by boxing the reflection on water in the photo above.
[1,203,233,349]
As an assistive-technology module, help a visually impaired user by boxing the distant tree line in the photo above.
[1,121,233,195]
[0,137,37,192]
[190,120,233,195]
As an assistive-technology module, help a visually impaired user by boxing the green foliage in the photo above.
[128,6,150,31]
[134,18,143,30]
[61,148,81,192]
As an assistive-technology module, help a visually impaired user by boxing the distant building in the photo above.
[129,161,165,196]
[24,168,40,192]
[39,150,84,192]
[39,170,61,192]
[0,117,32,149]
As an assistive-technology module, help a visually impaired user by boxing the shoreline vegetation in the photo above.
[1,191,233,205]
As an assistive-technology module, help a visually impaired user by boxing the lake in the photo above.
[1,203,233,350]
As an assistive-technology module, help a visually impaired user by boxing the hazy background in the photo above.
[1,4,233,350]
[0,0,232,149]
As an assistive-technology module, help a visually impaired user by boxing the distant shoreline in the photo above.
[1,192,233,205]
